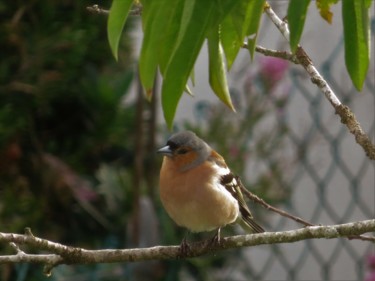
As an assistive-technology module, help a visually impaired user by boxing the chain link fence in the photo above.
[223,17,375,281]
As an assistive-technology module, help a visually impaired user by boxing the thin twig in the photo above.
[347,235,375,243]
[86,4,142,16]
[8,242,24,254]
[237,178,375,243]
[86,5,109,15]
[242,43,299,64]
[236,176,314,227]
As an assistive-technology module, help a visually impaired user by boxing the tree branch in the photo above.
[237,177,314,227]
[86,4,142,16]
[263,2,375,160]
[86,4,109,15]
[0,220,374,269]
[252,44,299,64]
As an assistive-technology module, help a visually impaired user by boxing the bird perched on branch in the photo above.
[158,131,264,245]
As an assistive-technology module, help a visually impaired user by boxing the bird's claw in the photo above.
[178,237,191,258]
[208,228,222,246]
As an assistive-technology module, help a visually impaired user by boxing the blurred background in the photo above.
[0,0,374,280]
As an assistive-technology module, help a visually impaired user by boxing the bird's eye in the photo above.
[177,148,188,154]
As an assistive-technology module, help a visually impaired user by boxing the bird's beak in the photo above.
[157,145,173,156]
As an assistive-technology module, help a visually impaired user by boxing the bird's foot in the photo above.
[178,237,191,258]
[207,228,222,247]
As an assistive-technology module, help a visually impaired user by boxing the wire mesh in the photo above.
[184,18,374,279]
[230,18,375,281]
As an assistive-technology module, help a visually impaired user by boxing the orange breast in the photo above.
[159,157,239,232]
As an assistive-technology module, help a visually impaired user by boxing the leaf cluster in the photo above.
[108,0,265,128]
[108,0,373,127]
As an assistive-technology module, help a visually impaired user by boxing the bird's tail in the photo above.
[238,208,265,233]
[220,172,265,233]
[233,176,265,233]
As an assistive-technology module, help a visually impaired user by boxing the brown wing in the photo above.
[209,149,265,233]
[221,173,265,233]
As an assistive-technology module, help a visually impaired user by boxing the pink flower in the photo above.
[365,255,375,281]
[368,255,375,269]
[259,57,289,87]
[365,272,375,281]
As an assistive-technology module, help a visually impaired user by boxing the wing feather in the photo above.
[209,149,265,233]
[220,172,265,233]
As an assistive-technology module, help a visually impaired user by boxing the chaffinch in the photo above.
[158,131,265,241]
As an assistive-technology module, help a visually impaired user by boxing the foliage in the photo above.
[0,0,136,279]
[287,0,310,52]
[1,0,373,280]
[342,0,371,90]
[107,0,373,127]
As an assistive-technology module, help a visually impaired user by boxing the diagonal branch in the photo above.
[252,44,299,64]
[237,177,314,227]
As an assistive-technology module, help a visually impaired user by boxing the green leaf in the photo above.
[139,0,177,94]
[221,0,264,65]
[315,0,339,23]
[342,0,370,91]
[211,0,239,27]
[161,0,215,128]
[229,0,264,39]
[107,0,133,61]
[208,28,235,111]
[364,0,372,9]
[189,68,195,87]
[221,16,242,70]
[138,0,157,95]
[246,0,265,59]
[158,0,185,75]
[287,0,311,52]
[230,0,251,39]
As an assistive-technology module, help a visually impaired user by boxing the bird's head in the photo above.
[158,131,211,172]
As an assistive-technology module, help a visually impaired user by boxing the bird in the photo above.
[157,131,265,245]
